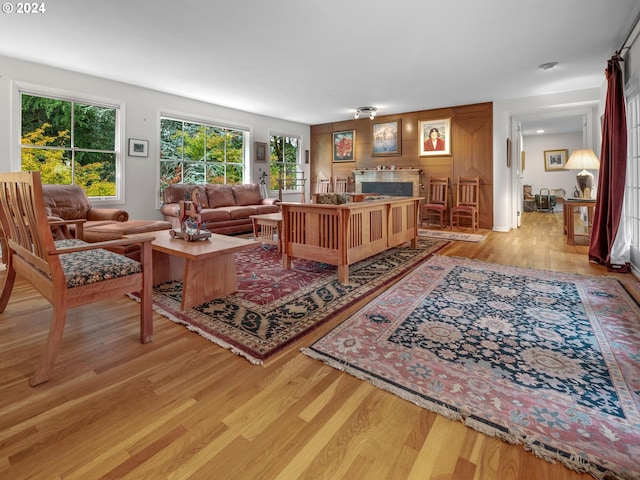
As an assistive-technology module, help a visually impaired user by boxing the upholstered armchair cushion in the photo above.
[55,239,142,288]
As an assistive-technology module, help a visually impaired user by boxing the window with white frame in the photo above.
[159,116,247,194]
[269,134,301,191]
[20,91,120,198]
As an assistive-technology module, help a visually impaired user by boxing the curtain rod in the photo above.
[617,10,640,55]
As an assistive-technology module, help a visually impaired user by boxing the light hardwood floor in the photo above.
[0,211,638,479]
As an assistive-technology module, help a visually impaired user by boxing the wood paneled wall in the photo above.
[310,102,493,229]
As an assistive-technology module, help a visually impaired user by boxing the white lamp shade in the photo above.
[565,149,600,198]
[565,149,600,170]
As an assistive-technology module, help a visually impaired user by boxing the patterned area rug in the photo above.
[419,228,487,242]
[303,255,640,479]
[131,238,447,364]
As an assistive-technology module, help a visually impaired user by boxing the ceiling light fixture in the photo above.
[538,61,559,71]
[355,106,377,120]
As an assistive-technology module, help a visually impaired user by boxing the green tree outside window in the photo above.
[20,93,118,197]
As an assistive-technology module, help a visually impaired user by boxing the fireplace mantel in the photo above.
[353,168,422,196]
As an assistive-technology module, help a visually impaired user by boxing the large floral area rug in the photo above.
[131,238,447,364]
[303,255,640,479]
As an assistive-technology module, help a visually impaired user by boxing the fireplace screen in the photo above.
[361,182,413,196]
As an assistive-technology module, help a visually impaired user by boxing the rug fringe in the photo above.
[127,293,263,366]
[301,347,465,423]
[301,347,630,480]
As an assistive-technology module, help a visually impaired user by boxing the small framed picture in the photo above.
[372,120,401,156]
[333,130,355,162]
[255,142,267,162]
[128,138,148,157]
[419,118,451,156]
[544,149,568,171]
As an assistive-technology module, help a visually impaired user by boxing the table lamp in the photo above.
[564,149,600,198]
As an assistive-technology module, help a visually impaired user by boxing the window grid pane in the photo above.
[269,134,300,192]
[160,117,246,195]
[20,93,118,197]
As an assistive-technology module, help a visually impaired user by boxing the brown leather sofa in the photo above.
[160,183,280,235]
[42,184,171,259]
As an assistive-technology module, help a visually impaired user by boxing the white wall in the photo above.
[522,132,584,204]
[0,55,310,221]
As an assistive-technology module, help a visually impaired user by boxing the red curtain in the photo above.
[588,55,629,271]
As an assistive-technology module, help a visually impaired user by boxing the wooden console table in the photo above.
[564,198,596,245]
[279,196,422,283]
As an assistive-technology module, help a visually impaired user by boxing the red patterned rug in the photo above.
[131,238,447,364]
[303,255,640,479]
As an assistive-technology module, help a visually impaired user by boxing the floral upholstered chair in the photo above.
[0,171,155,386]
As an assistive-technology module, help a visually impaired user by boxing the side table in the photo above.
[250,212,282,253]
[564,198,596,245]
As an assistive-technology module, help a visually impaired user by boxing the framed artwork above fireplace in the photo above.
[372,120,401,156]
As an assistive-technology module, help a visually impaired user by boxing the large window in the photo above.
[20,92,119,198]
[269,134,300,191]
[160,116,247,192]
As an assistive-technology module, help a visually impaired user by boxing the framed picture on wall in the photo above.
[419,118,451,156]
[333,130,355,162]
[372,120,401,156]
[128,138,148,157]
[255,142,267,162]
[544,149,568,171]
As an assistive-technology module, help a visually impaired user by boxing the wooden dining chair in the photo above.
[316,177,331,193]
[450,176,480,231]
[334,177,348,193]
[0,171,155,386]
[421,176,449,228]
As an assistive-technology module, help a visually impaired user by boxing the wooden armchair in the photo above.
[0,171,155,386]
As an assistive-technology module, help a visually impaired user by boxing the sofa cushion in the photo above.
[199,209,231,223]
[162,184,209,208]
[255,204,281,215]
[205,184,236,208]
[232,184,261,206]
[222,205,259,220]
[42,184,91,220]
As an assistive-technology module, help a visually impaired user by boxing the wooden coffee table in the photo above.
[133,230,256,310]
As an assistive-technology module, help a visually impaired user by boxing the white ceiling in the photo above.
[1,0,639,127]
